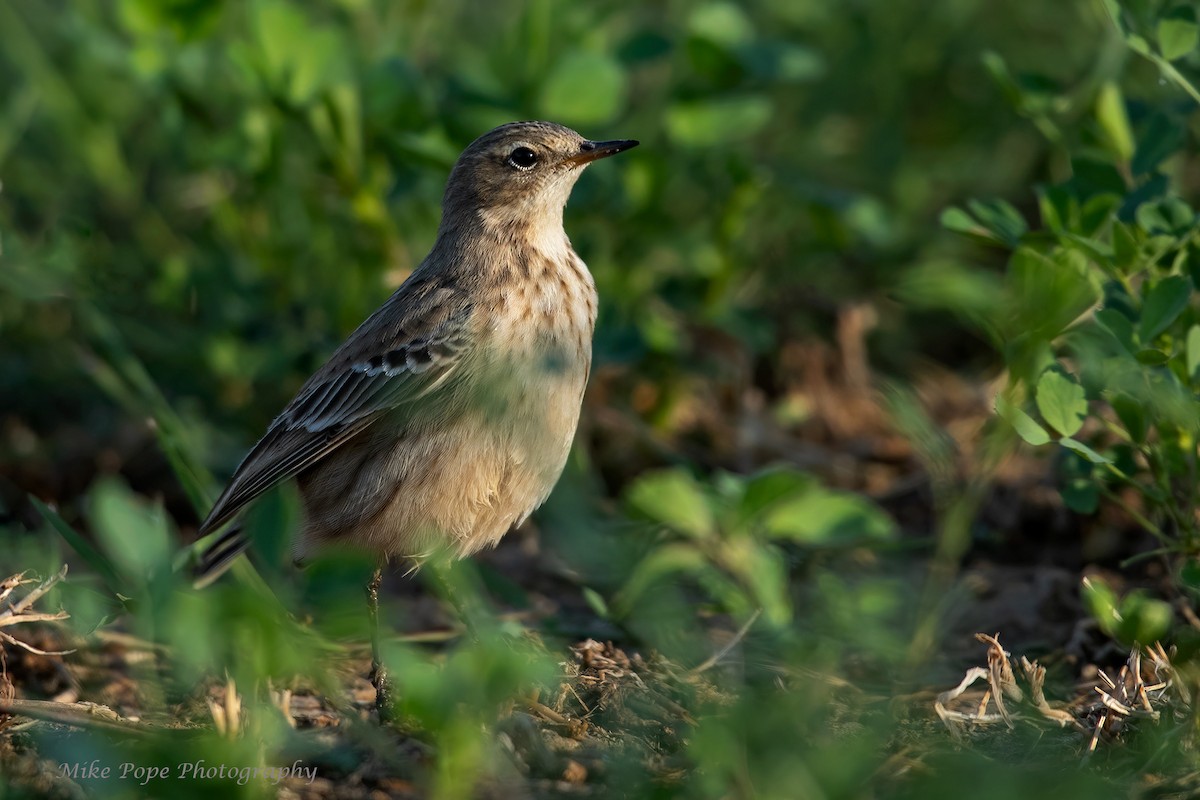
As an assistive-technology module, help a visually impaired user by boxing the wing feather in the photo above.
[198,282,473,535]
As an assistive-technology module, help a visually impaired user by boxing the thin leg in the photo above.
[366,567,394,722]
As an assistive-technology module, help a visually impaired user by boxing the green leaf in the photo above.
[1180,559,1200,592]
[1037,185,1071,233]
[581,587,609,619]
[1080,193,1121,237]
[1137,197,1197,236]
[894,260,1005,321]
[737,469,817,523]
[981,51,1021,108]
[1112,221,1138,269]
[1133,113,1186,176]
[966,198,1027,246]
[940,206,994,241]
[1159,7,1199,61]
[1095,82,1134,163]
[1111,392,1148,441]
[1187,325,1200,382]
[724,539,791,624]
[1096,308,1136,354]
[665,95,772,146]
[31,496,123,593]
[1139,275,1193,341]
[738,42,824,83]
[539,52,628,126]
[1007,247,1101,342]
[1063,233,1114,265]
[291,27,353,105]
[995,394,1052,446]
[1036,368,1088,437]
[254,3,310,97]
[1135,348,1171,365]
[624,468,716,539]
[687,1,755,47]
[1060,437,1113,464]
[90,479,172,582]
[1082,576,1120,638]
[763,490,896,546]
[1118,592,1174,644]
[1062,478,1099,514]
[614,543,714,615]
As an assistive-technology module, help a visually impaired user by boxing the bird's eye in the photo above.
[508,147,539,170]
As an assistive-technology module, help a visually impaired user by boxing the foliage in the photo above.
[928,1,1200,641]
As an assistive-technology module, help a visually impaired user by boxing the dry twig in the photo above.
[936,633,1187,756]
[0,698,156,738]
[0,566,75,656]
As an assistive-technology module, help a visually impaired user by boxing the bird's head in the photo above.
[440,121,638,237]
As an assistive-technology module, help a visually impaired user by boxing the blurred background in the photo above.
[0,0,1108,509]
[2,1,1200,798]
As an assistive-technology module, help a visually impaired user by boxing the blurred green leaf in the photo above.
[940,206,993,241]
[1118,591,1174,644]
[1133,113,1186,175]
[941,202,1027,246]
[1135,347,1171,365]
[1186,325,1200,382]
[1008,247,1101,341]
[1138,275,1192,341]
[739,42,824,83]
[30,496,123,593]
[1112,221,1139,268]
[582,586,609,618]
[896,261,1005,328]
[1060,437,1112,464]
[1095,82,1135,163]
[90,479,172,583]
[1063,232,1114,265]
[1082,575,1120,638]
[625,468,716,539]
[687,2,755,47]
[1036,368,1087,437]
[615,542,715,614]
[539,51,628,126]
[1111,392,1148,441]
[1180,558,1200,592]
[1158,7,1199,61]
[1096,308,1137,353]
[996,395,1052,446]
[1062,477,1099,513]
[762,488,896,545]
[737,469,817,523]
[967,198,1028,246]
[1137,197,1196,235]
[665,95,772,146]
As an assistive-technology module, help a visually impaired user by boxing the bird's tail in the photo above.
[191,523,249,589]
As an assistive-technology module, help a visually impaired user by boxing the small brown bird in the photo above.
[193,121,637,711]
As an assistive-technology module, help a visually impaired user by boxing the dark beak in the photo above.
[564,138,639,166]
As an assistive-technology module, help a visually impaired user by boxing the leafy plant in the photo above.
[934,1,1200,632]
[618,466,896,627]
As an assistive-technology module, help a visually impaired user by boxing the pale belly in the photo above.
[293,343,589,563]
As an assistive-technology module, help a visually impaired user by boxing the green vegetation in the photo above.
[3,0,1200,798]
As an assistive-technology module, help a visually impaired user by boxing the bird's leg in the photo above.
[366,567,394,723]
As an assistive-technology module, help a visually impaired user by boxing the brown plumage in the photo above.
[194,122,637,586]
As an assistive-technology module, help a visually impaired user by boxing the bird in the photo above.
[191,120,638,717]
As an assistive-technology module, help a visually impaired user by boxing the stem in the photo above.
[1100,485,1171,545]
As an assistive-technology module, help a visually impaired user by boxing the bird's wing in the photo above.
[198,283,474,535]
